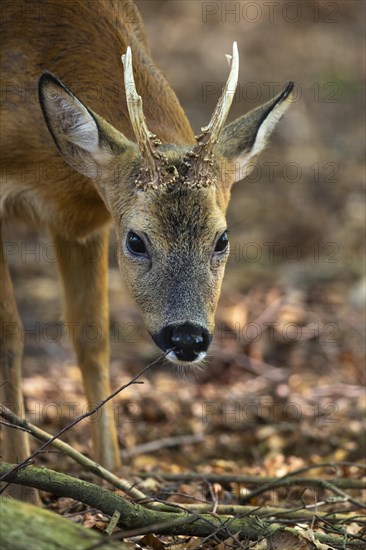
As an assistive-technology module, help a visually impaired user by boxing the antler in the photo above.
[121,47,167,188]
[184,42,239,187]
[121,43,239,190]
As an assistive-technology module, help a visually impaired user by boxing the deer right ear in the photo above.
[39,71,136,180]
[217,82,294,185]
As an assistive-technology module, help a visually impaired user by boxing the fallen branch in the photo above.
[140,467,366,491]
[1,462,365,548]
[1,498,128,550]
[179,503,366,523]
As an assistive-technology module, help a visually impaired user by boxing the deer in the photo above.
[0,0,294,476]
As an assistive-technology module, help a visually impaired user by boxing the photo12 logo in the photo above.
[228,241,340,264]
[202,2,340,24]
[201,400,339,424]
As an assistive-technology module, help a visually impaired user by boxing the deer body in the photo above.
[1,0,194,234]
[0,0,293,474]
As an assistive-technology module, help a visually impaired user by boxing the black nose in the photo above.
[155,323,211,362]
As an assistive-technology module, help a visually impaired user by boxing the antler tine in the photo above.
[184,42,239,188]
[200,41,239,144]
[121,47,164,184]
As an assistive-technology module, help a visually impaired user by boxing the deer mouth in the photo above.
[165,349,207,365]
[152,322,212,363]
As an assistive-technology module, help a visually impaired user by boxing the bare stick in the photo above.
[122,432,205,458]
[0,419,31,433]
[175,503,366,523]
[0,403,146,501]
[137,468,366,491]
[0,353,167,489]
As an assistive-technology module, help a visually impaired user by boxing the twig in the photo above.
[0,403,146,501]
[0,353,167,489]
[238,468,366,510]
[105,510,121,536]
[137,469,366,490]
[206,480,219,514]
[0,419,31,433]
[177,503,366,523]
[122,432,205,458]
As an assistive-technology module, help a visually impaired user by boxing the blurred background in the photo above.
[2,0,364,472]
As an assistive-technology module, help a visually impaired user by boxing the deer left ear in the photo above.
[39,71,137,181]
[217,82,294,185]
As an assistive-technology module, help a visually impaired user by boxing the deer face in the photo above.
[116,173,230,363]
[39,43,294,364]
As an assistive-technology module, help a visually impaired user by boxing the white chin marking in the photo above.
[166,351,206,365]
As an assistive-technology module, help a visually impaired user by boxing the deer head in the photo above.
[39,43,294,364]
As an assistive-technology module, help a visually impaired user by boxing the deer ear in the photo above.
[39,71,136,180]
[217,82,294,185]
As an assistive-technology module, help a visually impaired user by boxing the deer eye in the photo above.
[126,231,147,256]
[215,230,229,253]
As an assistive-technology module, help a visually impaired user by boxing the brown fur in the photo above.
[0,0,293,475]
